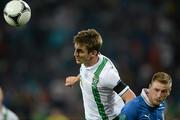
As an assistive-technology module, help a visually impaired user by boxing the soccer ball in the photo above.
[3,0,31,27]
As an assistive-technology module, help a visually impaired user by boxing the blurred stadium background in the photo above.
[0,0,180,120]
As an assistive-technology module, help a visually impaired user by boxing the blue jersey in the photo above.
[120,89,165,120]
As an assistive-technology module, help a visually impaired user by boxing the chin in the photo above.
[76,60,81,64]
[153,101,161,106]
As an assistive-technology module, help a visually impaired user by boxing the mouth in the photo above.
[75,57,79,61]
[155,99,161,104]
[75,58,81,63]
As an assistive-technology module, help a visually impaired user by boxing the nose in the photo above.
[74,50,78,57]
[156,91,162,99]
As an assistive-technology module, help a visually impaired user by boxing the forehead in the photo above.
[74,43,87,50]
[151,81,171,90]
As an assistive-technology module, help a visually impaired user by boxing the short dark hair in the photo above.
[73,29,103,53]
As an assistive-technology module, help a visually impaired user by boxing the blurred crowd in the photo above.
[0,0,180,120]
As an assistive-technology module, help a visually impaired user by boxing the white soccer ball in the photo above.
[3,0,31,27]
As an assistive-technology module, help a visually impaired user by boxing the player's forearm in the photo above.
[76,74,80,82]
[121,89,136,103]
[65,74,81,87]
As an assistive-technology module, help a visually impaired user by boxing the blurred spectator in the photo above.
[46,107,69,120]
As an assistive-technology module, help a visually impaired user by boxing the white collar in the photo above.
[141,88,155,107]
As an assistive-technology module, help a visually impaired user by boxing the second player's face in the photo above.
[74,43,92,65]
[148,81,171,106]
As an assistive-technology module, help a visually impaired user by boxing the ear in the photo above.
[149,83,152,88]
[91,50,98,56]
[167,92,170,96]
[167,88,171,96]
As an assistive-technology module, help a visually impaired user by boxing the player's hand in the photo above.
[65,76,80,87]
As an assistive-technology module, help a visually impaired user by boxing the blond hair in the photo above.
[151,72,172,86]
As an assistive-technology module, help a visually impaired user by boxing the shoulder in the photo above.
[99,63,120,88]
[121,96,141,116]
[7,109,19,120]
[100,56,119,77]
[119,96,142,119]
[123,96,140,109]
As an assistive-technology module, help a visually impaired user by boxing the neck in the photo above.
[84,55,99,67]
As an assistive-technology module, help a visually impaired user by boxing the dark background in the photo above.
[0,0,179,119]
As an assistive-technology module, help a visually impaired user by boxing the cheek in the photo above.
[150,90,157,98]
[78,52,86,57]
[161,93,168,98]
[79,54,89,61]
[81,53,90,58]
[151,92,156,98]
